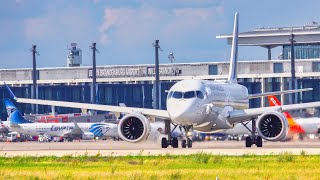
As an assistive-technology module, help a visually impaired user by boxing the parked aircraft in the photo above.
[5,12,320,148]
[5,99,118,140]
[4,99,182,142]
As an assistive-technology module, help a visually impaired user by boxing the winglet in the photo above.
[228,12,239,84]
[4,83,17,101]
[71,120,83,134]
[72,120,81,129]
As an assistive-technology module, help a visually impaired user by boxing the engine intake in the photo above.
[118,113,151,143]
[256,111,289,141]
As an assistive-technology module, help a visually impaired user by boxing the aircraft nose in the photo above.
[168,101,195,124]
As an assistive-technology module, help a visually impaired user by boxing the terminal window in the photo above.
[208,65,218,75]
[273,63,283,73]
[312,62,320,72]
[283,44,320,59]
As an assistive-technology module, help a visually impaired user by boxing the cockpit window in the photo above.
[196,91,204,99]
[172,91,183,99]
[183,91,195,99]
[167,91,173,99]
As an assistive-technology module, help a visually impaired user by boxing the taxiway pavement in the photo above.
[0,140,320,156]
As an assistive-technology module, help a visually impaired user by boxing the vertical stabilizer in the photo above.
[228,12,239,84]
[4,99,33,124]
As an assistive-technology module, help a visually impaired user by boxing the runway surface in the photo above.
[1,139,320,156]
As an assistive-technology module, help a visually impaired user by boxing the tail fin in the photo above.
[267,96,305,134]
[228,12,239,84]
[4,99,33,124]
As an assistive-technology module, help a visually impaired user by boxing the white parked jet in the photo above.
[5,12,320,148]
[5,99,118,140]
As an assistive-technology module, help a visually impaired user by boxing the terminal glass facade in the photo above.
[0,79,318,120]
[283,44,320,59]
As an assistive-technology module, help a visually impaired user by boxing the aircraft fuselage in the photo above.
[166,79,249,132]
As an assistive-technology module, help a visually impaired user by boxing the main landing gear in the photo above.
[161,120,193,148]
[181,138,192,148]
[242,118,263,147]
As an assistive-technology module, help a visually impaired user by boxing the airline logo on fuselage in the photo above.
[50,125,74,131]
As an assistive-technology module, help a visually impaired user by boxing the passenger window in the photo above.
[172,91,183,99]
[196,91,204,99]
[183,91,195,99]
[167,91,173,99]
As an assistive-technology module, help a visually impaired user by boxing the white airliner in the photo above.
[5,12,320,148]
[4,99,118,140]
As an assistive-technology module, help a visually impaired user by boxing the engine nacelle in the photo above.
[256,111,289,141]
[82,132,95,140]
[118,113,151,143]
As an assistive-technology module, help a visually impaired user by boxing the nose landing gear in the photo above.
[161,120,193,148]
[161,120,179,148]
[181,138,192,148]
[162,137,179,148]
[242,118,263,147]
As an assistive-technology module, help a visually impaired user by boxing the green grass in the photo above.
[0,152,319,179]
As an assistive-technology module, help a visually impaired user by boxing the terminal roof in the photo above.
[216,24,320,47]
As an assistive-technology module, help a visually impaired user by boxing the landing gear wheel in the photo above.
[172,137,178,148]
[161,137,168,148]
[245,136,252,147]
[181,140,187,148]
[256,136,263,147]
[187,138,192,148]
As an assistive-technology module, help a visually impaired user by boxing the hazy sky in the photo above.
[1,0,320,68]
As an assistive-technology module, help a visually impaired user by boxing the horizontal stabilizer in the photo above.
[248,88,313,99]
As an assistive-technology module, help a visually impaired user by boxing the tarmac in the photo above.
[0,139,320,156]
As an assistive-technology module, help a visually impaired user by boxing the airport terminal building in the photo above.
[2,24,320,117]
[1,59,320,115]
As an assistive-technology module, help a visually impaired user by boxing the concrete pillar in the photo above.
[267,46,272,60]
[51,106,56,115]
[280,77,285,105]
[261,78,265,107]
[142,84,145,108]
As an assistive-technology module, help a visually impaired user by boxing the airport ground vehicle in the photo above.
[7,132,24,142]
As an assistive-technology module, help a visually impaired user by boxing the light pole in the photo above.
[289,33,296,104]
[31,45,39,114]
[153,40,161,109]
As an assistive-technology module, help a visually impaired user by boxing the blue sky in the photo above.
[1,0,320,68]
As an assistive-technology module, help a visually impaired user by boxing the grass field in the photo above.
[0,152,319,179]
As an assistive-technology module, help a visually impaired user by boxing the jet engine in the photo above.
[81,132,95,140]
[256,111,289,141]
[118,113,151,143]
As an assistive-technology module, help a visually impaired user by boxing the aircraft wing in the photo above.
[248,88,312,99]
[4,83,169,120]
[66,121,84,136]
[227,101,320,124]
[15,98,170,119]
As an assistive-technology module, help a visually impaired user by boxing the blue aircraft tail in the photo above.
[4,99,33,124]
